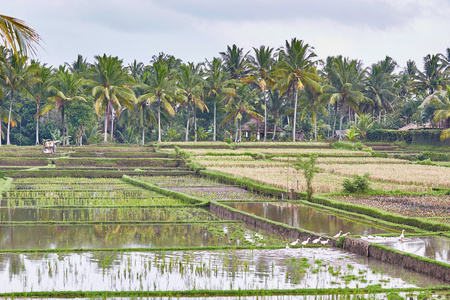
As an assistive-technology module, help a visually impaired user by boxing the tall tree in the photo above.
[177,63,206,142]
[220,45,250,80]
[0,49,39,145]
[204,57,237,141]
[89,54,136,142]
[0,14,41,57]
[0,88,20,145]
[267,89,289,141]
[412,54,450,94]
[23,62,53,144]
[136,60,175,142]
[242,46,275,142]
[298,83,328,141]
[66,54,89,75]
[275,38,321,142]
[322,55,368,137]
[40,68,86,145]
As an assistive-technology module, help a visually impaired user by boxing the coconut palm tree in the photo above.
[242,46,275,142]
[298,83,328,141]
[177,63,206,142]
[130,95,157,145]
[267,89,289,141]
[0,14,41,57]
[40,68,86,145]
[65,54,89,75]
[0,88,20,145]
[432,90,450,140]
[412,54,450,94]
[204,57,237,141]
[136,60,175,142]
[221,84,262,142]
[22,62,53,144]
[0,49,39,145]
[128,60,145,83]
[322,55,369,137]
[220,44,250,80]
[274,38,321,142]
[89,54,136,142]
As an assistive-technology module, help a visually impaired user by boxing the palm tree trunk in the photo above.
[158,96,161,142]
[142,126,145,146]
[61,106,65,146]
[65,112,69,145]
[314,117,317,141]
[6,91,14,145]
[234,120,239,143]
[263,90,267,142]
[332,103,338,138]
[110,108,114,142]
[36,102,40,145]
[213,102,216,141]
[0,118,2,146]
[185,103,190,142]
[104,101,110,142]
[272,115,277,141]
[292,88,298,142]
[194,105,197,142]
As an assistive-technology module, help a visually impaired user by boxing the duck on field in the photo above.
[321,239,330,245]
[333,231,342,239]
[341,232,350,237]
[312,237,322,244]
[301,238,311,246]
[290,239,300,246]
[286,243,289,249]
[398,229,405,242]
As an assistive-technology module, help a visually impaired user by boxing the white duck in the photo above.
[333,231,342,239]
[301,238,311,246]
[321,239,330,245]
[290,239,300,246]
[312,237,322,244]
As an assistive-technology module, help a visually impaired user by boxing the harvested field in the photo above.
[333,195,450,218]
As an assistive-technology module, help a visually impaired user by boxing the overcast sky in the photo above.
[3,0,450,72]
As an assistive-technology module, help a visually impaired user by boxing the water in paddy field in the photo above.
[225,202,395,236]
[0,223,271,250]
[374,235,450,264]
[0,207,217,222]
[0,248,445,293]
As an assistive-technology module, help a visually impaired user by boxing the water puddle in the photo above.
[0,248,444,292]
[225,202,395,236]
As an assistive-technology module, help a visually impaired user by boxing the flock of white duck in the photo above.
[286,229,405,248]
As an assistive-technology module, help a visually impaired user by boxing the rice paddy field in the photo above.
[1,142,450,299]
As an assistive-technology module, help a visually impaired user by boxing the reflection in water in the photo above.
[226,202,394,236]
[0,248,445,292]
[378,236,450,264]
[0,224,270,250]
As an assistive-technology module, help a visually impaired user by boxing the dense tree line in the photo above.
[1,38,450,146]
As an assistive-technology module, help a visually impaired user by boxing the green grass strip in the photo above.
[1,287,450,298]
[310,195,450,232]
[3,204,201,209]
[121,175,208,206]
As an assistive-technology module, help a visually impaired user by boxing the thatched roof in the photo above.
[419,90,445,107]
[398,122,436,131]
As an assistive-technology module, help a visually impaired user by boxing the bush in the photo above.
[253,153,266,160]
[224,138,233,144]
[418,151,449,162]
[342,173,371,193]
[331,141,363,151]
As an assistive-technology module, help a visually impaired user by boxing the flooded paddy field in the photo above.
[373,235,450,264]
[0,248,445,293]
[0,207,218,222]
[225,202,397,236]
[0,222,283,249]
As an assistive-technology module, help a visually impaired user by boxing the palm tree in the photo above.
[432,90,450,140]
[22,62,53,144]
[136,60,175,142]
[40,68,86,145]
[130,95,157,145]
[66,54,89,75]
[177,63,206,142]
[267,89,289,141]
[322,55,369,137]
[128,60,145,83]
[221,84,262,142]
[0,88,20,145]
[0,14,41,57]
[242,46,275,142]
[204,57,237,141]
[298,83,328,140]
[363,57,398,122]
[412,54,450,94]
[220,45,250,80]
[0,49,39,145]
[352,113,374,140]
[89,54,136,142]
[275,38,321,142]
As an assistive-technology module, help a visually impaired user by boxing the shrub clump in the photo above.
[342,172,371,193]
